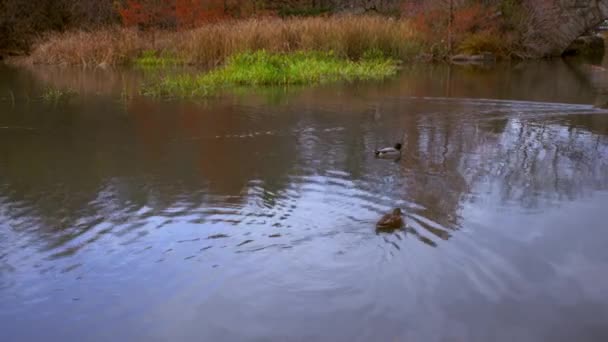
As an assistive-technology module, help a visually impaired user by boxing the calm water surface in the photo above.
[1,59,608,341]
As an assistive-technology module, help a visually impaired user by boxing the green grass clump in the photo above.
[134,50,185,67]
[142,50,399,97]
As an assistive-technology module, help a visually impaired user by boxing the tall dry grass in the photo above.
[25,16,422,66]
[178,16,420,66]
[27,27,149,66]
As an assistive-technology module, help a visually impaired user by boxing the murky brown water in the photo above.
[1,59,608,342]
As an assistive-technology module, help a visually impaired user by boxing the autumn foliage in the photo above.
[119,0,228,30]
[176,0,226,28]
[402,1,508,57]
[409,2,498,39]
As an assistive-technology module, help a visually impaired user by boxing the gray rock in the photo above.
[522,0,608,57]
[450,53,496,63]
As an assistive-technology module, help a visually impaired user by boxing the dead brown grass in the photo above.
[178,16,419,66]
[26,27,148,66]
[25,16,421,66]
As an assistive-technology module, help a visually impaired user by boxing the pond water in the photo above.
[1,59,608,342]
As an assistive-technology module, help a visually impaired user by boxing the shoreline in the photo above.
[5,14,605,69]
[2,15,605,99]
[6,16,521,67]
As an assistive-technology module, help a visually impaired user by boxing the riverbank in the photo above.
[6,15,528,98]
[16,15,517,68]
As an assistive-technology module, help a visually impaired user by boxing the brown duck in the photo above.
[376,208,404,230]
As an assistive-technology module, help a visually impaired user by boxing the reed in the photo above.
[178,16,420,66]
[26,16,422,66]
[28,27,148,66]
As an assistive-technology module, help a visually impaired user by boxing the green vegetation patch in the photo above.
[142,50,399,97]
[134,50,185,67]
[41,87,77,103]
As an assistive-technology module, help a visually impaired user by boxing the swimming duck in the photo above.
[374,143,402,158]
[376,208,404,230]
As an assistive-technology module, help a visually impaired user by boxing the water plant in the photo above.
[141,50,399,98]
[41,87,77,103]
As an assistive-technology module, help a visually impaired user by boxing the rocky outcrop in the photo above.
[523,0,608,57]
[563,34,605,55]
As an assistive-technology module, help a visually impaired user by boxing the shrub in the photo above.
[457,30,505,55]
[119,0,176,29]
[406,1,503,59]
[175,0,227,28]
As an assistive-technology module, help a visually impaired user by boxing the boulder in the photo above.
[563,35,605,55]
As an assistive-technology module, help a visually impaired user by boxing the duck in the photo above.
[374,143,402,158]
[376,208,404,230]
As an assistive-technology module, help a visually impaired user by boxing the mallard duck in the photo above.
[374,143,402,158]
[376,208,404,230]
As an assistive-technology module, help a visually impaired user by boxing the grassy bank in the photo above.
[25,16,421,67]
[141,50,399,97]
[17,14,521,98]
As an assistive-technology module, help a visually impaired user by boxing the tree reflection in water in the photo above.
[0,62,607,258]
